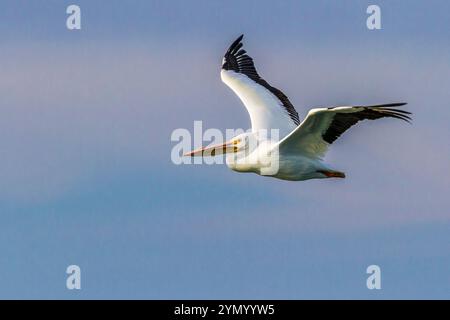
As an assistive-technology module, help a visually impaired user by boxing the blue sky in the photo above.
[0,0,449,299]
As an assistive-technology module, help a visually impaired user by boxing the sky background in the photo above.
[0,0,449,299]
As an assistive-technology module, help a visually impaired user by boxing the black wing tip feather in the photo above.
[327,102,412,122]
[365,103,412,123]
[222,34,256,76]
[370,102,407,108]
[225,34,244,56]
[322,103,412,144]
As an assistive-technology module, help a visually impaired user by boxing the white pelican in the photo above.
[186,35,411,181]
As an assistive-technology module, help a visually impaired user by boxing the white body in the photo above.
[224,133,334,181]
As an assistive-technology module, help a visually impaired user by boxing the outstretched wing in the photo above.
[221,35,300,138]
[278,103,411,159]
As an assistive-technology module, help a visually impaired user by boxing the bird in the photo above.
[185,35,411,181]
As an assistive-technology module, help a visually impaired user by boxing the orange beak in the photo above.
[184,141,238,157]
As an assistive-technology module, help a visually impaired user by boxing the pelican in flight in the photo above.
[186,35,411,181]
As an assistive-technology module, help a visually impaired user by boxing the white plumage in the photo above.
[186,35,411,181]
[220,70,297,139]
